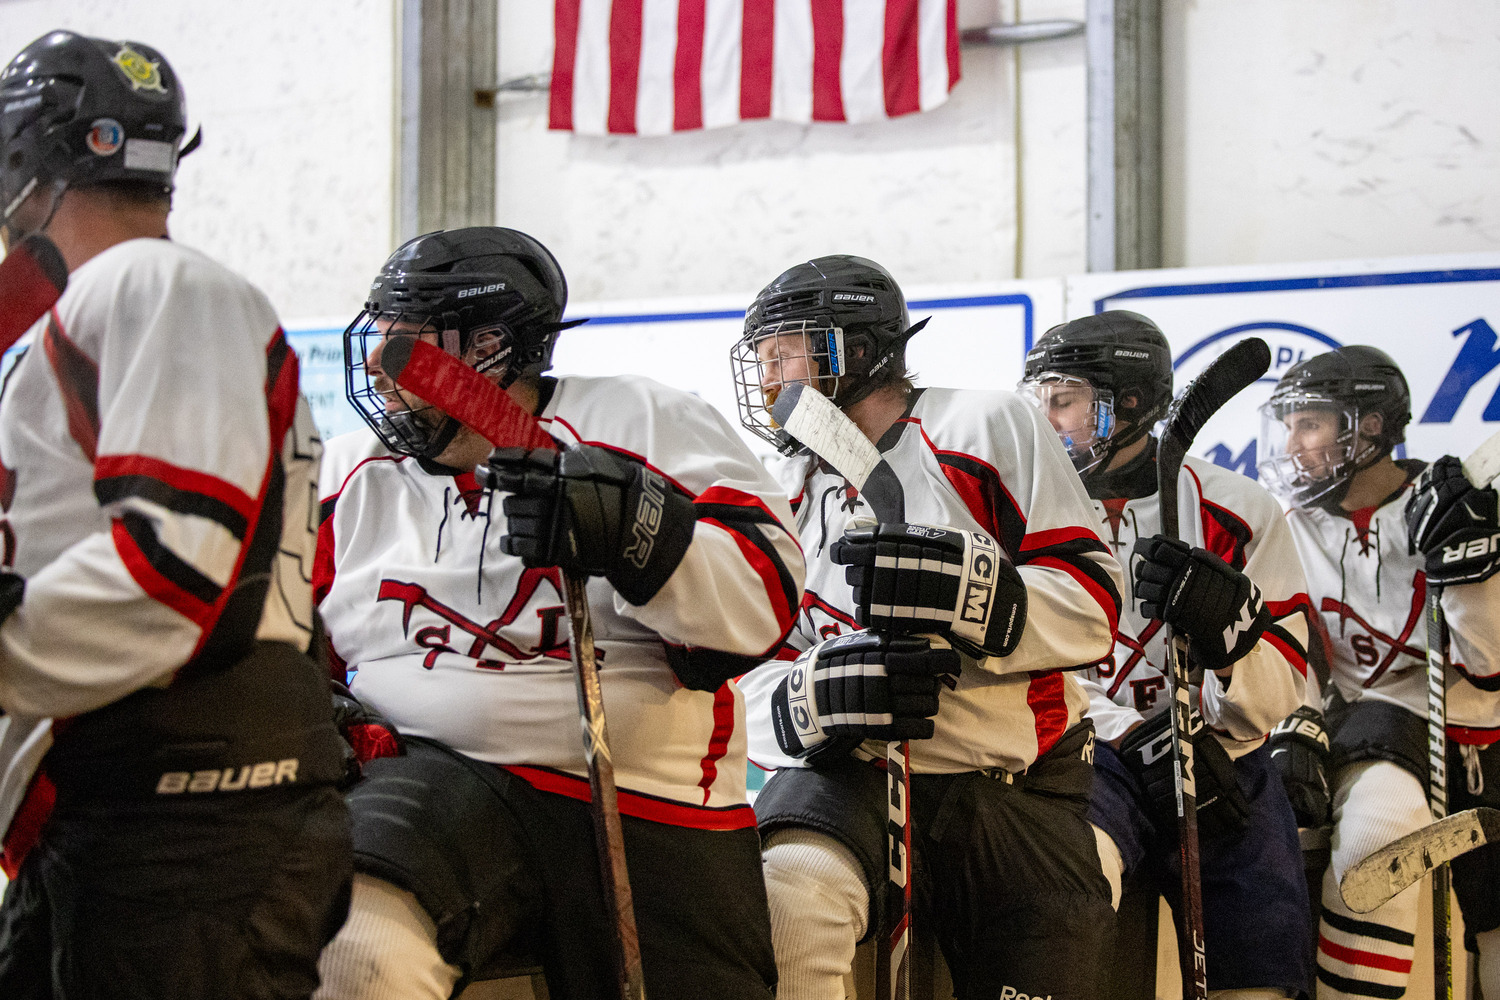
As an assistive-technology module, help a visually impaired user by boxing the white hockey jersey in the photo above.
[317,374,804,829]
[0,237,321,841]
[738,387,1124,775]
[1079,456,1311,757]
[1286,464,1500,743]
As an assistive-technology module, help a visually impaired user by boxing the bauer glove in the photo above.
[1268,706,1331,829]
[481,444,697,606]
[1118,708,1252,841]
[330,679,403,788]
[770,631,960,767]
[831,522,1027,658]
[1132,535,1271,673]
[1404,454,1500,587]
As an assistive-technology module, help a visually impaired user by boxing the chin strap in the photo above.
[1083,434,1159,500]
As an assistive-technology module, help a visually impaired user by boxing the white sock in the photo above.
[1317,761,1428,999]
[761,828,870,1000]
[313,872,463,1000]
[1475,925,1500,998]
[1092,822,1124,911]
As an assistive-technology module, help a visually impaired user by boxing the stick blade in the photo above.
[1463,427,1500,488]
[0,234,67,352]
[1161,337,1272,456]
[383,338,554,452]
[1339,807,1500,913]
[770,382,905,521]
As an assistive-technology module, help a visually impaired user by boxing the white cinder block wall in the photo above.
[1,1,1496,313]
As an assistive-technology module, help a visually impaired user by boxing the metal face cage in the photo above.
[344,309,454,458]
[730,319,846,451]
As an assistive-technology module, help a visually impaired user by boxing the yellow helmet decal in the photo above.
[112,45,167,94]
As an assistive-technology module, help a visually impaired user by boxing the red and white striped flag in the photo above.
[550,0,961,135]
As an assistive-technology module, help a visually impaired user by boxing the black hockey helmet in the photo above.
[0,31,194,233]
[1258,345,1411,505]
[731,254,928,450]
[1019,310,1174,474]
[345,226,582,460]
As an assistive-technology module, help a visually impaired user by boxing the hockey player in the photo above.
[730,255,1124,1000]
[0,31,350,999]
[313,226,803,1000]
[1019,311,1315,1000]
[1260,346,1500,999]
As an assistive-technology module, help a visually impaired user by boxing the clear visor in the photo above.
[1256,393,1362,505]
[1016,373,1116,473]
[730,319,846,449]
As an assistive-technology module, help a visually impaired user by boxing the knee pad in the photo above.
[313,873,462,1000]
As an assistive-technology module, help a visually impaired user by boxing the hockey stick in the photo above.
[1339,807,1500,913]
[771,381,912,1000]
[1423,427,1500,1000]
[0,234,67,353]
[380,336,646,1000]
[1156,336,1272,1000]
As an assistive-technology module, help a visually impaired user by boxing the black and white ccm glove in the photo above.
[481,445,697,606]
[1268,706,1331,829]
[1118,709,1252,841]
[830,523,1027,658]
[1132,535,1271,673]
[770,632,960,767]
[1405,455,1500,587]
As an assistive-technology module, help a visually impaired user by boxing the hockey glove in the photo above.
[1132,535,1271,673]
[1118,708,1252,842]
[770,631,960,767]
[1268,706,1331,829]
[0,572,23,624]
[1404,455,1500,587]
[830,522,1027,658]
[331,680,403,788]
[482,445,697,606]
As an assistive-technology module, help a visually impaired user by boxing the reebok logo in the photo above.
[156,759,300,794]
[1443,532,1500,563]
[904,525,945,539]
[999,988,1052,1000]
[456,281,506,299]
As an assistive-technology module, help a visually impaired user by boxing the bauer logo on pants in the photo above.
[155,758,300,794]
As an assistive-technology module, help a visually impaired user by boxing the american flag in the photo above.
[550,0,961,136]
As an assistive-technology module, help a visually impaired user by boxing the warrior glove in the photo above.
[331,680,403,788]
[482,445,697,606]
[1268,706,1331,829]
[1133,535,1271,673]
[831,522,1027,658]
[1118,708,1252,841]
[1405,454,1500,587]
[770,631,960,767]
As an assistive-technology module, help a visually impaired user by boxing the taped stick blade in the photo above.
[0,234,67,353]
[1463,427,1500,488]
[770,382,904,521]
[385,338,554,452]
[1339,807,1500,913]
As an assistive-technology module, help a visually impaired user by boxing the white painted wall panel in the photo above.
[0,0,396,320]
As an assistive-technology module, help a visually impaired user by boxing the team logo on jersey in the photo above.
[378,568,580,668]
[112,45,168,93]
[85,118,124,156]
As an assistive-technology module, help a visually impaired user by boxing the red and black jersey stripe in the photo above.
[42,313,99,462]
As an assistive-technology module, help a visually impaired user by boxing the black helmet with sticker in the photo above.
[0,31,192,227]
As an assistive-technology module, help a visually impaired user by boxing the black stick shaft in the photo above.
[565,572,646,1000]
[1427,588,1452,1000]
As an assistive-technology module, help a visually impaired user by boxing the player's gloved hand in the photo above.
[770,631,960,767]
[331,679,403,788]
[1404,455,1500,586]
[1118,708,1252,841]
[0,572,23,624]
[830,522,1027,658]
[1268,706,1331,828]
[481,444,697,606]
[1132,535,1271,673]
